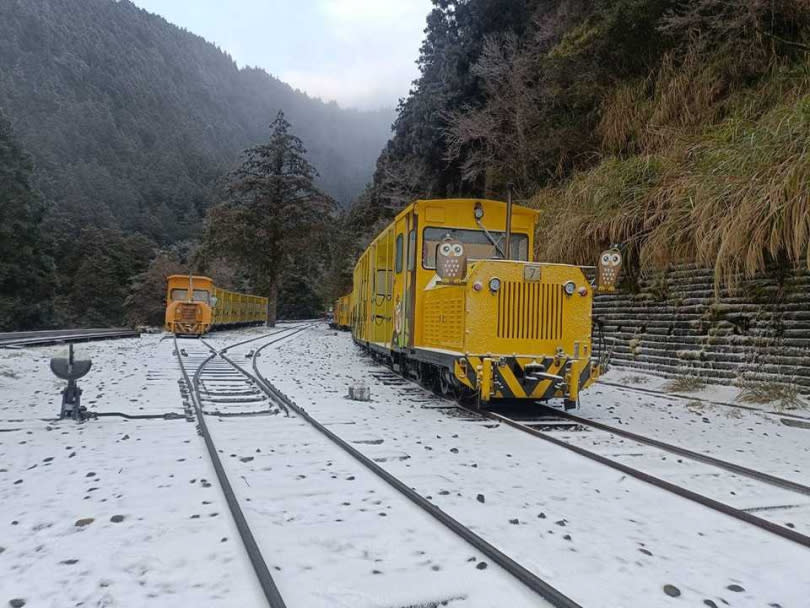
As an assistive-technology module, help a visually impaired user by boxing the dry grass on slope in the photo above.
[531,60,810,287]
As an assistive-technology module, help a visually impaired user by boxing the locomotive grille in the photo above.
[179,304,198,321]
[497,281,563,340]
[423,291,465,350]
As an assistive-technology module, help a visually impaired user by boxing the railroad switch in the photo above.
[50,344,92,421]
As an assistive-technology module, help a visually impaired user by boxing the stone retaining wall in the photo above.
[592,265,810,391]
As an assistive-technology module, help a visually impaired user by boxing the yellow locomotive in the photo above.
[165,275,267,335]
[340,198,620,408]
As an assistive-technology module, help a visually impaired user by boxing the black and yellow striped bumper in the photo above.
[454,355,599,402]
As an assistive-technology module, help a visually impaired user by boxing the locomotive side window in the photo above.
[376,270,392,296]
[395,234,403,273]
[422,227,529,269]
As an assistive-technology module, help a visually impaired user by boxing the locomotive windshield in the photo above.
[422,227,528,269]
[170,288,211,303]
[192,289,210,304]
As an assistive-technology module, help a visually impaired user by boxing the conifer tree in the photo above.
[0,110,53,330]
[203,111,334,325]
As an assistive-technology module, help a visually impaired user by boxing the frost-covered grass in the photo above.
[664,375,707,393]
[736,380,806,411]
[618,374,650,385]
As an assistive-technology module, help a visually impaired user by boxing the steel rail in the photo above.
[356,351,810,549]
[471,407,810,549]
[0,328,140,347]
[244,332,583,608]
[213,323,312,353]
[203,324,317,416]
[598,380,810,422]
[0,328,135,340]
[528,404,810,496]
[174,335,287,608]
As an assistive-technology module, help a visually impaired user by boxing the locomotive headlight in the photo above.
[563,281,576,296]
[474,202,484,220]
[488,277,501,292]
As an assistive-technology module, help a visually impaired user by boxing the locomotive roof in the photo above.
[167,274,213,282]
[394,198,539,222]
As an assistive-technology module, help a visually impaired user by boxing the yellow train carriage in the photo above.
[165,275,267,335]
[331,295,352,330]
[345,198,617,408]
[211,286,267,328]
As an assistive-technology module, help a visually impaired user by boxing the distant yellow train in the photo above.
[165,275,267,335]
[331,294,352,330]
[336,198,620,408]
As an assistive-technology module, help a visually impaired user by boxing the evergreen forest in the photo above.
[0,0,391,329]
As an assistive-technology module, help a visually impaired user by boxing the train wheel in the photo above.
[415,363,426,386]
[438,369,453,396]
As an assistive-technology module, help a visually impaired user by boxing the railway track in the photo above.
[444,397,810,549]
[0,327,140,347]
[597,379,810,423]
[174,325,582,608]
[356,361,810,548]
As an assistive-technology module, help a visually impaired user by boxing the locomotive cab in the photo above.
[349,198,619,409]
[165,275,214,335]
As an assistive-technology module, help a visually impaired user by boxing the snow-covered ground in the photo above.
[0,336,264,607]
[598,367,809,416]
[180,336,551,608]
[3,326,809,607]
[255,325,810,608]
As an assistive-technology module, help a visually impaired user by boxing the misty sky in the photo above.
[131,0,433,111]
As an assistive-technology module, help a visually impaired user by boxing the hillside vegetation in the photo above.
[352,0,810,289]
[0,0,392,328]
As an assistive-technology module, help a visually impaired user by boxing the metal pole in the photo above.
[505,183,514,260]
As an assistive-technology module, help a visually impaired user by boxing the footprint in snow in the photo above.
[663,585,681,597]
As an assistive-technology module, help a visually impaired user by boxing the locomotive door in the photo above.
[392,212,417,350]
[404,213,417,349]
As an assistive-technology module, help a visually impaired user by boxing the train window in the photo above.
[407,230,416,271]
[171,289,188,301]
[421,227,529,269]
[395,234,403,273]
[375,270,392,296]
[192,290,210,304]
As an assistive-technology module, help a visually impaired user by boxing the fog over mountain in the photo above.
[0,0,394,246]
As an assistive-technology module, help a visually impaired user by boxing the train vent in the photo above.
[179,304,198,321]
[497,282,563,340]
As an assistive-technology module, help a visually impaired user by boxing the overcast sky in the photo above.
[131,0,433,111]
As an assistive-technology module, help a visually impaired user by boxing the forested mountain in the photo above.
[0,109,53,329]
[345,0,810,294]
[0,0,391,238]
[0,0,393,329]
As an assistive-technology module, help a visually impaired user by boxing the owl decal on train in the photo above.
[333,198,622,409]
